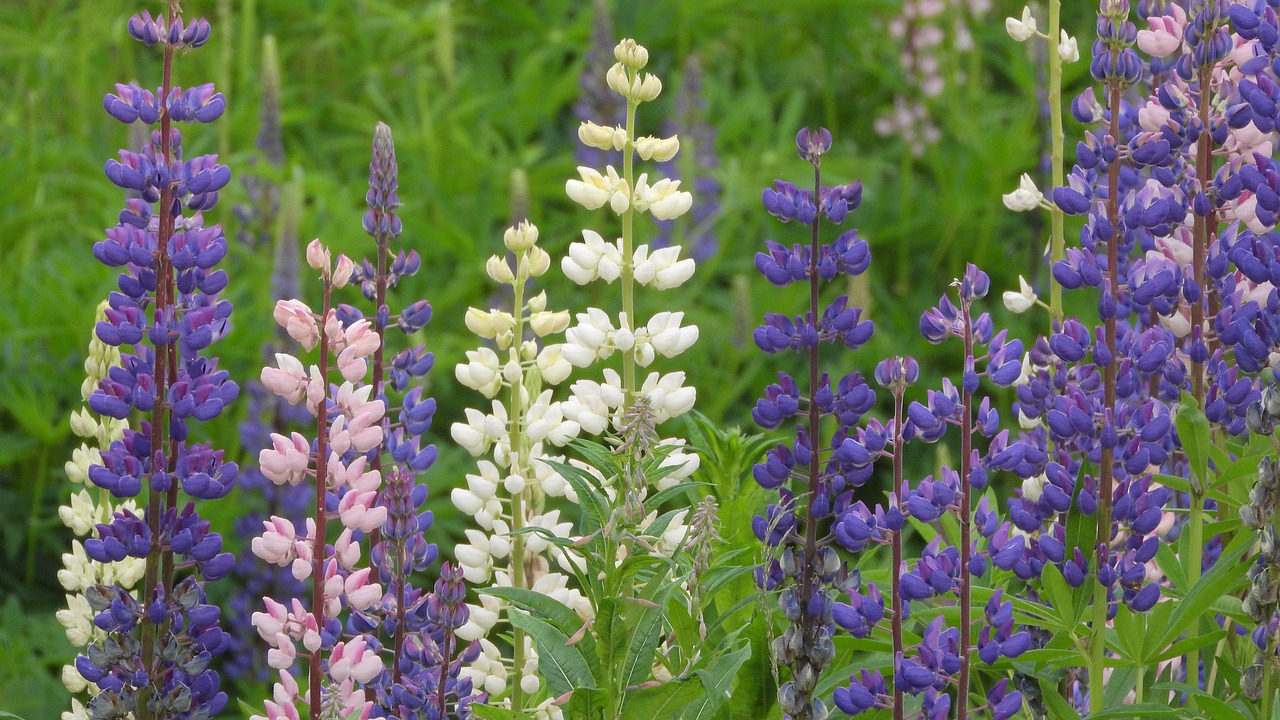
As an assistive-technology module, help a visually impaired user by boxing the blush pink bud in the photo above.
[339,490,388,532]
[329,637,383,685]
[336,347,368,383]
[251,597,289,641]
[343,320,381,358]
[259,432,310,486]
[344,568,382,610]
[333,254,355,288]
[272,300,319,351]
[306,239,330,272]
[334,528,361,569]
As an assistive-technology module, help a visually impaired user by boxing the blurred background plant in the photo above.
[0,0,1094,716]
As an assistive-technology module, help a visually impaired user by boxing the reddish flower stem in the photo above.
[891,389,906,720]
[311,280,333,720]
[957,301,975,720]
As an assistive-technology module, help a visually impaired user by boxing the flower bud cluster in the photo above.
[75,7,237,718]
[1242,386,1280,699]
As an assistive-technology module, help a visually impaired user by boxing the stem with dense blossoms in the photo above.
[621,89,639,407]
[1089,76,1122,717]
[958,301,975,720]
[791,160,824,720]
[891,388,906,720]
[137,7,178,717]
[1184,63,1215,694]
[508,273,528,712]
[310,281,332,720]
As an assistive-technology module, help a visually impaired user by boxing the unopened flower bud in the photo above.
[634,73,662,102]
[1005,6,1038,42]
[504,220,539,251]
[634,135,680,162]
[486,255,514,284]
[306,239,329,272]
[613,39,649,69]
[333,255,354,288]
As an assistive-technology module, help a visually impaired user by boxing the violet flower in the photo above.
[751,127,873,720]
[79,6,236,719]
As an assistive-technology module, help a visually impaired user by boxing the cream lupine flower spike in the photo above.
[57,301,144,720]
[561,38,700,488]
[451,221,589,710]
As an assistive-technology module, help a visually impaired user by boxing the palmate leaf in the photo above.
[618,675,706,720]
[480,587,600,680]
[506,611,597,697]
[1175,391,1212,492]
[1151,530,1250,653]
[684,643,753,720]
[470,706,534,720]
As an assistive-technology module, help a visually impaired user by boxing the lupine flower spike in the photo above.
[346,122,482,718]
[78,5,237,718]
[752,127,873,720]
[450,220,583,715]
[252,240,385,720]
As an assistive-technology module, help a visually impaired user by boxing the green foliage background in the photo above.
[0,0,1097,716]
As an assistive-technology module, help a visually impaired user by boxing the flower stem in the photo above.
[1089,76,1123,717]
[891,389,906,720]
[792,161,825,720]
[957,302,975,720]
[1047,0,1065,326]
[138,8,178,716]
[508,268,528,712]
[621,89,638,407]
[311,280,332,720]
[1185,63,1214,699]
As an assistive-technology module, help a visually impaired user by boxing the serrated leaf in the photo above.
[507,611,596,696]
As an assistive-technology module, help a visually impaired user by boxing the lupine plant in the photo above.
[74,4,239,718]
[749,127,872,720]
[346,122,481,718]
[450,219,584,719]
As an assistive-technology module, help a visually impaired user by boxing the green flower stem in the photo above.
[621,88,639,407]
[507,267,528,713]
[1047,0,1065,325]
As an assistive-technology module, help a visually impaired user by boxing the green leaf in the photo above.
[620,594,667,689]
[619,676,706,719]
[596,597,629,696]
[685,644,753,719]
[539,457,611,528]
[1039,562,1076,629]
[1154,532,1250,651]
[481,586,600,679]
[507,611,596,696]
[1176,391,1212,492]
[0,713,28,720]
[1039,677,1082,720]
[470,705,535,720]
[1082,703,1183,718]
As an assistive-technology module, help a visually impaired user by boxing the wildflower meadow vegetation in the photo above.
[13,0,1280,718]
